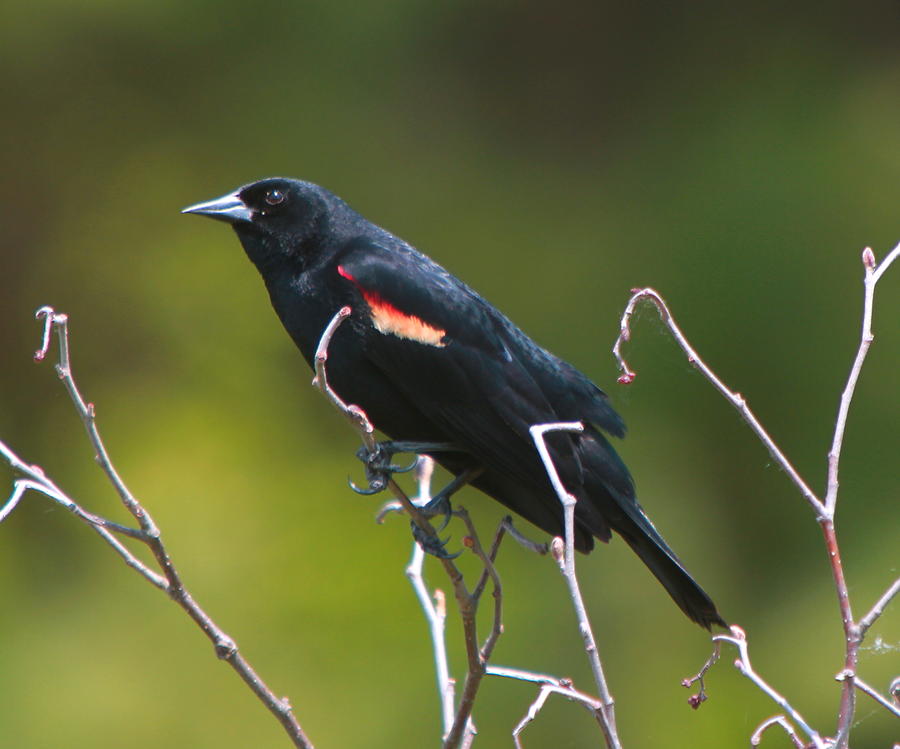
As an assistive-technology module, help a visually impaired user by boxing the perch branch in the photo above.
[311,307,505,749]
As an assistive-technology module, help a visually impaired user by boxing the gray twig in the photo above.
[2,307,314,749]
[859,576,900,636]
[618,242,900,748]
[839,673,900,719]
[486,665,604,749]
[612,290,823,516]
[530,421,621,749]
[403,457,459,738]
[716,627,826,749]
[749,715,806,748]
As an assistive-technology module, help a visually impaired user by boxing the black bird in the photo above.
[183,178,725,629]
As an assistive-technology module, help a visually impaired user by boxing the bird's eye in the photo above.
[264,189,285,206]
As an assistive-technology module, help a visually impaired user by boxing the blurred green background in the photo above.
[1,1,898,747]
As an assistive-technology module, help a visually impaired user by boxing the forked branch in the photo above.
[1,308,315,749]
[617,242,900,748]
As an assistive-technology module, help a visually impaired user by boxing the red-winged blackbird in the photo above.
[183,178,725,629]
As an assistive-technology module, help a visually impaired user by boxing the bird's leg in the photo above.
[350,440,461,496]
[412,466,484,558]
[379,440,464,455]
[422,466,483,524]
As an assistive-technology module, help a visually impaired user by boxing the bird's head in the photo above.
[183,177,335,270]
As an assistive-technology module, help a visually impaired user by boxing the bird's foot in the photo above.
[409,466,484,558]
[349,440,460,496]
[410,521,462,559]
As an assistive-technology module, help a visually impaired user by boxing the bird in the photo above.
[183,177,725,629]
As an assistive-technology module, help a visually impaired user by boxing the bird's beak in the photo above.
[182,191,253,224]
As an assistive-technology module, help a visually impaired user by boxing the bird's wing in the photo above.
[333,238,583,491]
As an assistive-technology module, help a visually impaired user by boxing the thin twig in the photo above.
[839,673,900,719]
[486,665,603,708]
[0,468,168,589]
[681,640,722,709]
[311,307,446,552]
[530,422,621,749]
[456,508,504,663]
[34,307,161,537]
[404,457,458,738]
[616,242,900,749]
[487,665,605,749]
[715,627,826,749]
[498,515,550,555]
[750,715,806,748]
[859,576,900,636]
[823,243,900,746]
[3,307,315,749]
[825,243,900,517]
[612,289,824,516]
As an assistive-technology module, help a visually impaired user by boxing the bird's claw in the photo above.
[348,476,387,495]
[421,494,454,532]
[351,442,410,496]
[391,457,419,474]
[411,521,462,559]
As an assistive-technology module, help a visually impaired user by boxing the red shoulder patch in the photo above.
[337,265,447,347]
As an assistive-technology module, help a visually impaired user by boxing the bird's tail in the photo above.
[610,497,725,630]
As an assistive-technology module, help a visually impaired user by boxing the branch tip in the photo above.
[861,246,876,270]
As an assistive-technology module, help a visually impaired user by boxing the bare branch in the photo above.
[681,640,722,709]
[486,665,603,707]
[859,576,900,636]
[34,307,162,538]
[487,665,605,749]
[0,451,168,589]
[311,308,452,560]
[499,515,550,555]
[715,627,827,749]
[825,243,900,745]
[750,715,806,748]
[614,243,900,749]
[530,422,621,749]
[3,307,316,749]
[612,288,824,516]
[455,508,503,663]
[826,242,900,517]
[312,306,376,439]
[839,673,900,719]
[404,457,459,738]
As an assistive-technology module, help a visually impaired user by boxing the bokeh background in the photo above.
[1,2,898,747]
